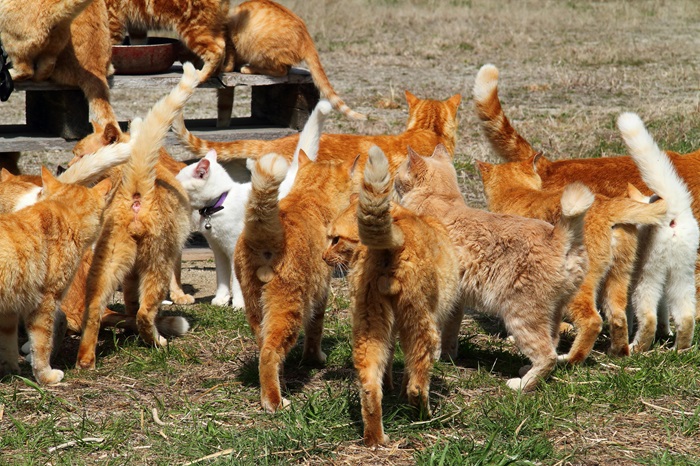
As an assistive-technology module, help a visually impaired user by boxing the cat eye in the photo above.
[331,236,340,245]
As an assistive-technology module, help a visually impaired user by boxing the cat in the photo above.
[104,0,231,80]
[0,0,117,126]
[76,63,201,370]
[227,0,365,120]
[173,90,461,175]
[473,63,700,313]
[0,167,112,385]
[175,99,332,307]
[323,146,460,446]
[395,144,592,392]
[617,113,698,352]
[234,150,357,412]
[477,155,667,361]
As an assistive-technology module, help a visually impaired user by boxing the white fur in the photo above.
[472,64,499,105]
[176,100,332,307]
[618,112,698,352]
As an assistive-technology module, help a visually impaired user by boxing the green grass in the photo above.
[2,300,700,465]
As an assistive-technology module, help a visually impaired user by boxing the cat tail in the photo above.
[617,112,692,219]
[101,310,190,336]
[172,111,271,159]
[555,182,595,252]
[603,196,667,228]
[57,119,142,185]
[473,64,538,162]
[120,63,200,213]
[357,146,404,249]
[302,44,366,121]
[278,100,333,196]
[244,153,290,260]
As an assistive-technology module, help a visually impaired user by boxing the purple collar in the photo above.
[199,191,228,218]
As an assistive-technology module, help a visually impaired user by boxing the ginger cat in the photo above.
[473,64,700,314]
[618,113,698,352]
[0,0,117,125]
[228,0,364,120]
[234,151,357,412]
[0,168,112,385]
[396,144,592,392]
[477,155,667,361]
[323,146,460,446]
[76,64,201,370]
[105,0,230,80]
[173,90,461,174]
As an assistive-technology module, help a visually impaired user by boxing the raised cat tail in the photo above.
[120,63,200,215]
[555,182,595,253]
[302,41,366,121]
[293,99,332,163]
[473,64,538,162]
[357,146,404,250]
[617,112,692,219]
[243,153,290,278]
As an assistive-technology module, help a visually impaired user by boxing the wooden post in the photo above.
[216,87,235,128]
[251,82,319,131]
[26,90,91,140]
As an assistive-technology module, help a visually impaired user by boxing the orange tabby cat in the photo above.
[396,144,592,392]
[477,155,667,361]
[0,0,117,125]
[0,168,112,385]
[323,146,460,446]
[174,90,461,173]
[227,0,364,120]
[76,64,201,370]
[234,150,357,412]
[105,0,231,80]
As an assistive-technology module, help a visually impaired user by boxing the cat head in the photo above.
[40,166,113,208]
[323,194,360,275]
[405,91,461,151]
[70,121,125,166]
[176,150,235,208]
[0,168,42,213]
[476,153,544,202]
[394,144,459,200]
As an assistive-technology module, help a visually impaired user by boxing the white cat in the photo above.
[618,112,698,352]
[176,100,332,307]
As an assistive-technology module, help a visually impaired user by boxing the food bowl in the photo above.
[111,37,178,75]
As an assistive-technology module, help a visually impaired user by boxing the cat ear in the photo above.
[430,144,451,160]
[195,158,211,179]
[474,160,492,178]
[627,183,646,202]
[531,152,544,173]
[346,154,361,176]
[0,168,15,182]
[446,93,462,110]
[406,146,425,170]
[40,166,61,193]
[93,178,113,198]
[298,149,312,168]
[90,120,103,133]
[103,123,121,145]
[405,90,418,108]
[349,192,360,203]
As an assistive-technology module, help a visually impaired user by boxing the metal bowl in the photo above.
[111,37,178,75]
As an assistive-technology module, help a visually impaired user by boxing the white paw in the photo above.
[211,294,231,306]
[37,368,64,385]
[231,295,246,309]
[20,341,31,355]
[155,335,168,348]
[506,377,524,391]
[556,354,570,364]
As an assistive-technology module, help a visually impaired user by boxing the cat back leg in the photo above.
[301,291,328,365]
[629,269,665,353]
[135,263,174,347]
[440,304,464,361]
[664,267,696,350]
[169,251,195,305]
[505,310,558,392]
[0,313,20,378]
[558,278,602,365]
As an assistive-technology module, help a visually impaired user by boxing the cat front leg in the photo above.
[25,297,64,385]
[210,244,233,306]
[0,312,20,378]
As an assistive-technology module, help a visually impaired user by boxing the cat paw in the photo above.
[556,354,570,364]
[170,292,195,305]
[302,349,327,366]
[211,294,231,307]
[231,295,246,310]
[240,65,254,74]
[261,396,290,413]
[36,368,64,385]
[364,432,390,447]
[23,352,32,364]
[506,377,525,391]
[608,343,630,358]
[0,360,20,378]
[20,341,31,355]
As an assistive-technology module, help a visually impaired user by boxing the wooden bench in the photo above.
[0,65,319,152]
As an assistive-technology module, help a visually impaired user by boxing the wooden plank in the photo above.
[13,66,313,92]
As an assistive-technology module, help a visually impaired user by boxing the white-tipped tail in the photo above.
[557,182,595,251]
[252,153,290,190]
[156,316,190,336]
[473,64,500,104]
[293,99,332,163]
[617,112,691,217]
[58,141,132,185]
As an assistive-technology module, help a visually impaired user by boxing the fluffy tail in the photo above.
[303,44,365,121]
[473,64,538,162]
[244,153,290,255]
[617,112,692,218]
[357,146,404,249]
[120,63,200,203]
[602,195,667,228]
[556,182,595,251]
[100,311,190,336]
